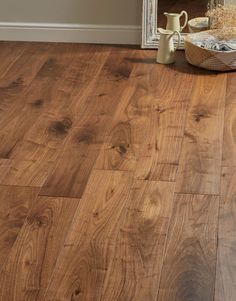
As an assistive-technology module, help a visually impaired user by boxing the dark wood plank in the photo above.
[215,167,236,301]
[0,196,79,301]
[42,169,133,301]
[0,186,39,272]
[157,194,219,301]
[175,73,227,195]
[40,47,136,198]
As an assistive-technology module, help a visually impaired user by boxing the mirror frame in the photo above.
[142,0,225,49]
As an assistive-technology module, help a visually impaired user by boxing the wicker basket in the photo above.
[185,30,236,71]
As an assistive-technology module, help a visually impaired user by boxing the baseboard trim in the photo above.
[0,22,142,45]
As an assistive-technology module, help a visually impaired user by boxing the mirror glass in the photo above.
[157,0,210,33]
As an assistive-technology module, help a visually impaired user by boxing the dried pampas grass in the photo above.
[206,4,236,29]
[211,27,236,41]
[206,4,236,40]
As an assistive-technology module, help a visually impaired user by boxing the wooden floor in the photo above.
[0,42,235,301]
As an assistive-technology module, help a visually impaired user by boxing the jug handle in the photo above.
[170,31,181,51]
[180,11,188,31]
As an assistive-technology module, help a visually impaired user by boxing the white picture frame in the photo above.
[142,0,225,49]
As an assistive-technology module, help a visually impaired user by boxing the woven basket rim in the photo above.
[185,29,236,54]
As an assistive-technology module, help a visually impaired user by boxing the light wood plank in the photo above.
[158,194,219,301]
[175,73,227,195]
[0,196,79,301]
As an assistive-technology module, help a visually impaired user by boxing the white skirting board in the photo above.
[0,22,142,45]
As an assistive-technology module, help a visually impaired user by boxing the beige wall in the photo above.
[0,0,142,25]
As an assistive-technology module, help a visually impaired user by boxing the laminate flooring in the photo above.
[0,42,235,301]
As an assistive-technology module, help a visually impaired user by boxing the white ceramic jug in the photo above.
[156,28,181,64]
[164,11,188,32]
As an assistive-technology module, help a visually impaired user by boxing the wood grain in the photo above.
[0,43,78,159]
[0,43,235,300]
[0,196,79,301]
[215,167,236,301]
[0,159,54,187]
[0,42,27,81]
[222,73,236,166]
[158,194,219,301]
[101,180,175,301]
[175,73,227,195]
[96,52,194,181]
[0,186,39,272]
[0,43,53,121]
[40,48,135,198]
[42,169,133,301]
[0,45,110,189]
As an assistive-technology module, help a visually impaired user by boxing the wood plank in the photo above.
[42,172,175,301]
[0,159,53,187]
[0,43,51,89]
[0,195,80,301]
[40,48,135,198]
[10,44,111,163]
[0,44,49,125]
[42,169,133,301]
[0,43,79,159]
[95,51,194,181]
[222,73,236,166]
[157,194,219,301]
[215,74,236,300]
[0,186,39,272]
[215,167,236,301]
[0,43,234,300]
[101,180,175,301]
[0,45,111,188]
[0,42,27,79]
[175,73,227,195]
[0,43,53,119]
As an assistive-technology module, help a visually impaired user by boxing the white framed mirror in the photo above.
[142,0,225,49]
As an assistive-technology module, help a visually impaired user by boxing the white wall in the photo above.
[0,0,142,44]
[0,0,142,25]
